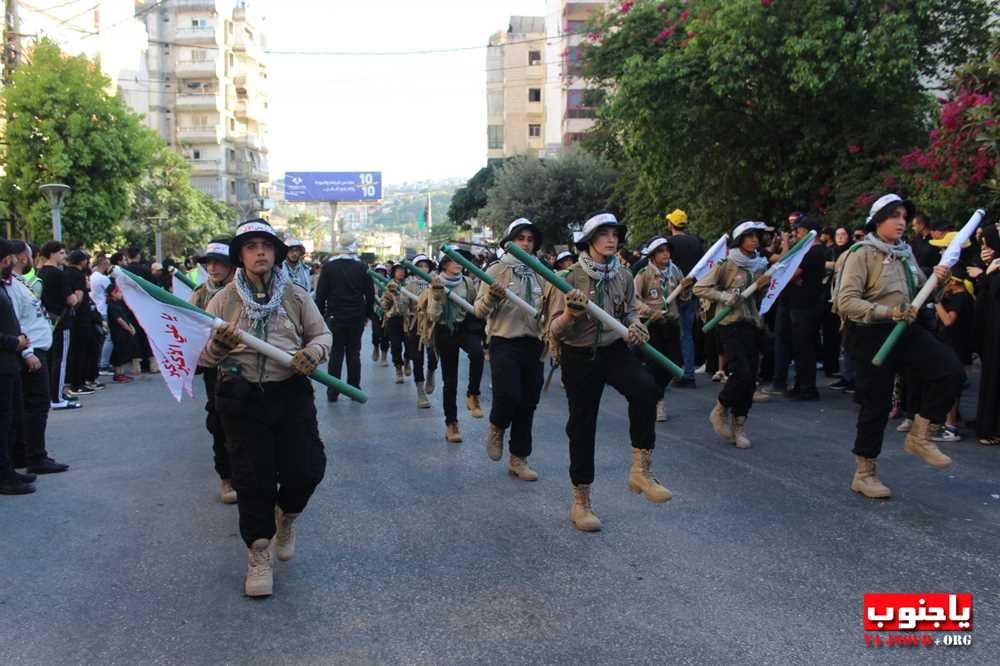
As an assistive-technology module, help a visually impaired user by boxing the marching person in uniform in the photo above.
[282,238,311,292]
[380,264,413,384]
[370,264,390,366]
[474,219,545,481]
[425,253,484,444]
[404,255,439,408]
[199,219,331,598]
[835,194,963,499]
[554,251,576,272]
[693,221,772,449]
[546,213,670,533]
[634,236,690,422]
[188,239,237,504]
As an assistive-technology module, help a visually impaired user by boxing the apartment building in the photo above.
[486,16,546,162]
[543,0,608,152]
[7,0,148,108]
[139,0,270,214]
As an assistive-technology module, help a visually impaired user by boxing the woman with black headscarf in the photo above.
[974,223,1000,445]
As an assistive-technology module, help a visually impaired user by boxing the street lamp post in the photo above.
[39,183,72,241]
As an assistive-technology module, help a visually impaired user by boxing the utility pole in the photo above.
[3,0,20,238]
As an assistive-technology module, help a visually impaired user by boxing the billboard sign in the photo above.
[284,172,382,202]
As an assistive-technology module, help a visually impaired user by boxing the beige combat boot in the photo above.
[903,415,953,469]
[627,448,672,503]
[274,507,299,562]
[446,422,463,444]
[570,485,602,532]
[850,456,891,499]
[219,479,237,505]
[466,394,483,418]
[732,415,751,449]
[131,358,142,375]
[424,372,435,395]
[508,455,539,481]
[656,400,668,423]
[416,385,430,409]
[245,539,273,597]
[486,423,504,461]
[380,350,389,367]
[394,365,404,384]
[709,401,734,442]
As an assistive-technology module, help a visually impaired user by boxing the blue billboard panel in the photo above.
[284,172,382,202]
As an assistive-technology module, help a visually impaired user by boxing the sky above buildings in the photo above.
[263,0,546,186]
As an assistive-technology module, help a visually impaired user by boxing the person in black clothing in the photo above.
[778,216,827,400]
[64,251,102,398]
[314,243,375,402]
[665,209,704,386]
[0,240,36,495]
[909,213,938,276]
[37,242,81,408]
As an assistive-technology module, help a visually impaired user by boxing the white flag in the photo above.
[118,271,213,402]
[689,234,729,281]
[171,276,194,301]
[759,234,817,315]
[939,209,985,269]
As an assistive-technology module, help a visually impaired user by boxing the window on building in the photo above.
[191,49,207,62]
[193,150,201,160]
[566,20,586,35]
[487,125,504,150]
[487,90,503,115]
[528,50,541,66]
[228,149,236,161]
[229,118,236,131]
[528,88,541,103]
[229,181,236,194]
[191,18,207,29]
[529,124,541,138]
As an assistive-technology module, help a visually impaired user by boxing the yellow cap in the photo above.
[665,209,688,228]
[928,231,971,248]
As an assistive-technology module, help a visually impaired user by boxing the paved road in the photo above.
[1,344,998,664]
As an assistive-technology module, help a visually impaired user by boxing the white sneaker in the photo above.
[655,400,668,422]
[896,418,913,432]
[931,426,961,443]
[712,370,726,383]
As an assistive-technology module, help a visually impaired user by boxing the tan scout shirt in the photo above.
[634,262,685,323]
[547,262,639,348]
[199,279,332,383]
[188,281,226,311]
[379,280,412,319]
[426,276,478,326]
[693,259,765,328]
[473,262,544,341]
[836,244,928,324]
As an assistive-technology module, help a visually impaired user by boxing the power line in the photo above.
[76,0,167,41]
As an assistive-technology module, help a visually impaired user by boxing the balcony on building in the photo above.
[230,131,266,152]
[177,125,221,143]
[235,96,267,122]
[175,59,218,77]
[176,92,221,110]
[188,158,220,175]
[173,0,218,12]
[175,25,216,44]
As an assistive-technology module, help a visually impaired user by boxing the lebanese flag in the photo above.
[117,270,214,402]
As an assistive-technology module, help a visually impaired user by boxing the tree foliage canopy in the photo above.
[1,40,161,244]
[582,0,995,238]
[478,151,619,249]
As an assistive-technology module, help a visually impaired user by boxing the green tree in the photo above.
[448,162,501,226]
[479,151,619,249]
[125,146,236,257]
[1,39,161,243]
[582,0,995,236]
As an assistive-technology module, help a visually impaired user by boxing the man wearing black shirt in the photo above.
[0,240,35,495]
[665,209,704,386]
[782,217,827,400]
[37,242,80,408]
[314,241,375,402]
[64,251,100,397]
